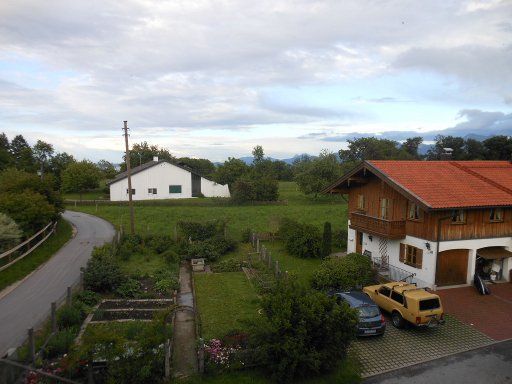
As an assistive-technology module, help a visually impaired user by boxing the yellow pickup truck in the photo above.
[363,282,445,329]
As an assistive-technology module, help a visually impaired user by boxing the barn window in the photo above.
[399,243,423,269]
[380,198,390,220]
[169,185,182,194]
[148,188,157,194]
[126,188,135,195]
[451,209,466,224]
[357,194,365,210]
[489,208,504,222]
[408,202,421,220]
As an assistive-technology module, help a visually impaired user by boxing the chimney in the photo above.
[153,156,159,162]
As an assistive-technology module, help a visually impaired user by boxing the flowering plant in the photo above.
[204,338,245,372]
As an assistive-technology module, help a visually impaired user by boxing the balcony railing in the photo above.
[349,212,406,239]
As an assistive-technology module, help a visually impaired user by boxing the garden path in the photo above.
[172,262,198,377]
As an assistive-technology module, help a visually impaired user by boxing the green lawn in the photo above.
[67,182,347,240]
[194,272,260,340]
[0,218,73,291]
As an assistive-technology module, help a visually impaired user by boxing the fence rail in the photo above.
[0,222,57,272]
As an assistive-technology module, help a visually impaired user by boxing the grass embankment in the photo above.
[194,272,260,340]
[67,182,347,239]
[0,219,73,291]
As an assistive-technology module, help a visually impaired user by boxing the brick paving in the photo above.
[350,315,492,377]
[437,283,512,341]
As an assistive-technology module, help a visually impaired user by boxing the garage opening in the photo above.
[436,249,469,286]
[476,247,512,282]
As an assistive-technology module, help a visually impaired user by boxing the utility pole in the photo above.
[123,121,135,234]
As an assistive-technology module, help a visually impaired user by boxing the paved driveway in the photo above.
[437,284,512,340]
[351,315,492,377]
[0,211,114,357]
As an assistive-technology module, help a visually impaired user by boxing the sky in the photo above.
[0,0,511,163]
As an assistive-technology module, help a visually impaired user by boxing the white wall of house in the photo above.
[200,177,230,198]
[347,220,512,287]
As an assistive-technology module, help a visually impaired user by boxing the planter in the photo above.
[191,258,205,272]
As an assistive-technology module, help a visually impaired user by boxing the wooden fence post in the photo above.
[256,239,260,254]
[28,328,35,366]
[268,253,272,269]
[252,233,255,248]
[164,339,171,379]
[198,338,205,374]
[66,286,72,306]
[275,260,279,278]
[80,271,84,290]
[51,302,57,333]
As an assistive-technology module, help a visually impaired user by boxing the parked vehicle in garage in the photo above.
[363,282,444,329]
[331,291,386,336]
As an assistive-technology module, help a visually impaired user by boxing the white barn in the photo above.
[108,157,230,201]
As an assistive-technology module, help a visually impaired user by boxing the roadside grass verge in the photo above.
[194,272,260,340]
[0,218,73,292]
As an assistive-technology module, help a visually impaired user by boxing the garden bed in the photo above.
[99,299,174,310]
[92,309,158,321]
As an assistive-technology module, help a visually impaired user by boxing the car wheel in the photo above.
[391,311,405,329]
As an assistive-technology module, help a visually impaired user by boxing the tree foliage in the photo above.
[61,160,102,199]
[121,141,175,171]
[177,157,216,177]
[252,278,357,383]
[97,159,117,179]
[0,213,22,252]
[213,157,250,186]
[294,150,342,196]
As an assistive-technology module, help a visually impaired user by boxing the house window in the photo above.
[490,208,504,222]
[380,198,390,220]
[408,202,421,220]
[357,194,365,210]
[451,209,466,224]
[126,188,135,195]
[378,286,391,297]
[169,185,182,194]
[148,188,157,194]
[399,243,423,269]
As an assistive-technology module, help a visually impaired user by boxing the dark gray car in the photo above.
[333,291,386,336]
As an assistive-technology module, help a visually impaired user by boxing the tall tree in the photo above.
[97,159,117,179]
[33,140,54,179]
[463,138,486,160]
[252,145,265,164]
[339,137,410,165]
[401,137,423,159]
[483,135,512,160]
[0,133,13,170]
[213,157,249,186]
[121,141,175,171]
[426,135,466,160]
[10,134,35,171]
[294,150,342,196]
[61,161,102,201]
[177,157,215,177]
[49,152,75,185]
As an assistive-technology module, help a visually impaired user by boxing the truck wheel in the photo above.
[391,311,405,329]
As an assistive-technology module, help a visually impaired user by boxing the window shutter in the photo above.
[399,243,405,262]
[416,248,423,268]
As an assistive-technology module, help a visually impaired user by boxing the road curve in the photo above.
[0,211,115,356]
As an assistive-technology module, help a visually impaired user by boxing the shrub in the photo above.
[186,241,221,261]
[153,271,179,294]
[84,248,125,292]
[253,177,279,201]
[57,305,83,329]
[44,328,76,359]
[231,179,256,203]
[213,236,237,254]
[251,279,357,382]
[161,249,179,264]
[146,235,174,254]
[177,220,225,241]
[116,278,142,298]
[333,228,348,250]
[312,253,376,291]
[322,222,332,258]
[241,228,252,243]
[74,290,99,307]
[284,223,321,258]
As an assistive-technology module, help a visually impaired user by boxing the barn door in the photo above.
[436,249,469,286]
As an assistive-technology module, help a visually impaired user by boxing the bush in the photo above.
[57,305,83,329]
[146,235,174,254]
[161,249,179,264]
[312,253,376,291]
[84,248,125,292]
[241,228,252,243]
[44,328,77,359]
[177,220,225,241]
[322,222,332,258]
[283,222,322,258]
[116,278,142,298]
[153,271,179,294]
[231,178,279,202]
[186,240,221,262]
[333,228,348,250]
[74,290,99,307]
[213,236,237,254]
[231,179,256,203]
[251,279,357,382]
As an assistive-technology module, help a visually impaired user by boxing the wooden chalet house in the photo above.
[324,160,512,289]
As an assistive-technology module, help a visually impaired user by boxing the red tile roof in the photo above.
[368,160,512,209]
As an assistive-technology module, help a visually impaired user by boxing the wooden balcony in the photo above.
[349,212,406,239]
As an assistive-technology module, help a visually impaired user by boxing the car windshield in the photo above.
[358,305,380,318]
[419,298,440,311]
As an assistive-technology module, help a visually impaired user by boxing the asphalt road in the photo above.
[365,340,512,384]
[0,211,114,357]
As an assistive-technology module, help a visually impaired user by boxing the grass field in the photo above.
[0,219,73,291]
[194,272,261,340]
[67,182,348,240]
